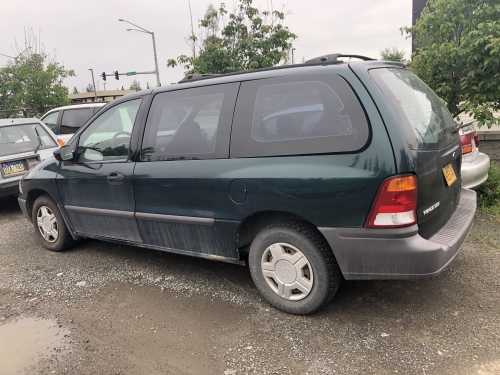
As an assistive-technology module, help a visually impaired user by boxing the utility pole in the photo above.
[291,48,296,64]
[188,0,196,59]
[88,68,97,101]
[118,18,161,87]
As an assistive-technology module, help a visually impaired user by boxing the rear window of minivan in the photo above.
[231,74,370,157]
[369,68,457,149]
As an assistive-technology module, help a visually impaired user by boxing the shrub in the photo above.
[477,162,500,214]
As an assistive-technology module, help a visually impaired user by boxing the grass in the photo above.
[477,161,500,217]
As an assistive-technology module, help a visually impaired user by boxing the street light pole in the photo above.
[118,18,161,87]
[150,32,161,88]
[88,68,97,101]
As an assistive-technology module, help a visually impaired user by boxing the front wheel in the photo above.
[31,195,75,252]
[248,222,341,315]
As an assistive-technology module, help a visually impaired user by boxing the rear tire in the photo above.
[31,195,75,252]
[248,222,341,315]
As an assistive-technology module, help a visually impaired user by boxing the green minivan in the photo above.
[19,54,476,314]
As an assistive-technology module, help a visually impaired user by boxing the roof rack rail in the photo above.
[178,73,222,83]
[305,53,375,65]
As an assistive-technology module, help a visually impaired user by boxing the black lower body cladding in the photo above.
[320,189,476,279]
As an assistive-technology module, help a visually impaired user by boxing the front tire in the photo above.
[31,195,75,252]
[248,222,341,315]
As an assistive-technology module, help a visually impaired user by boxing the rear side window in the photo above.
[60,108,95,134]
[369,68,457,149]
[231,74,369,157]
[141,83,239,161]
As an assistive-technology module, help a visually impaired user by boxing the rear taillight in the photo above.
[460,131,477,155]
[366,175,417,228]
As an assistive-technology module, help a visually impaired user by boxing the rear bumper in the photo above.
[320,188,476,280]
[461,151,490,189]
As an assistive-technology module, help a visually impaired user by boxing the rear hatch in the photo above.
[0,152,40,180]
[369,67,461,238]
[0,123,55,180]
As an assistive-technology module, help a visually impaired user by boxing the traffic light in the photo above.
[114,70,119,80]
[101,72,106,81]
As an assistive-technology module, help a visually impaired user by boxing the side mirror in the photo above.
[54,143,76,162]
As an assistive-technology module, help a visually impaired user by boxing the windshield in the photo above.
[0,124,57,157]
[370,68,457,149]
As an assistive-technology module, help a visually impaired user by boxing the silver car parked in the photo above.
[0,118,60,198]
[459,123,490,189]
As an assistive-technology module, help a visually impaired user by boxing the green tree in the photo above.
[408,0,500,126]
[168,0,296,74]
[380,47,407,63]
[72,87,79,94]
[129,80,142,91]
[0,52,73,117]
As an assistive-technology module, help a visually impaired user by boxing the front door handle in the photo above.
[107,172,125,183]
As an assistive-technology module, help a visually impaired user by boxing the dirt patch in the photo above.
[61,283,251,375]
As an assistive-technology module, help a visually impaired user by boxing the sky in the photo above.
[0,0,412,92]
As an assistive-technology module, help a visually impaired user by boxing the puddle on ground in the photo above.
[0,317,69,375]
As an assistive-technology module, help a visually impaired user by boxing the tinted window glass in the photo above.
[141,83,238,161]
[252,81,354,142]
[231,74,369,158]
[41,111,59,133]
[0,124,57,157]
[369,68,457,149]
[61,108,95,134]
[78,99,141,162]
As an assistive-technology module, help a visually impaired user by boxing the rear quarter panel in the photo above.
[224,67,396,228]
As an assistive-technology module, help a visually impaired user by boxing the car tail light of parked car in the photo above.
[366,175,417,228]
[460,131,476,155]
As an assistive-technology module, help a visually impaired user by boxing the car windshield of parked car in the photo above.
[370,68,457,149]
[0,124,57,157]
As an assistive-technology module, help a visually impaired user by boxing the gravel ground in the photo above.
[0,196,499,375]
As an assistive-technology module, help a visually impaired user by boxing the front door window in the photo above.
[77,99,141,162]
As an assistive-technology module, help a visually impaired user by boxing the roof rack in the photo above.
[305,53,375,65]
[173,54,376,85]
[178,73,222,83]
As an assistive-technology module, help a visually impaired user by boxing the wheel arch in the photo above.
[26,188,78,240]
[26,189,57,220]
[236,210,334,260]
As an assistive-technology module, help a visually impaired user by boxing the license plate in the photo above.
[442,163,457,187]
[1,160,26,177]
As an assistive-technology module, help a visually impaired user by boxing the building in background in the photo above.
[412,0,427,52]
[69,90,135,104]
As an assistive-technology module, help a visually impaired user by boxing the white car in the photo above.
[40,103,106,143]
[459,123,490,189]
[0,118,60,198]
